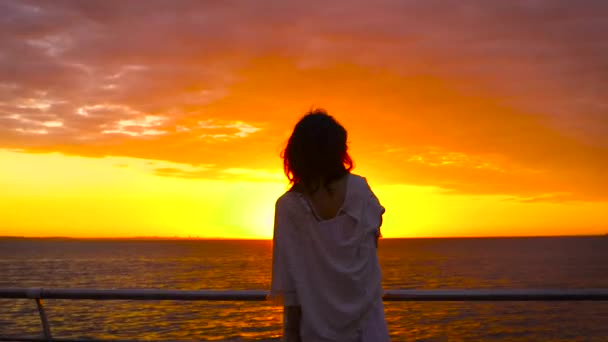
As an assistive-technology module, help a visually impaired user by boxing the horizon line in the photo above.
[1,233,606,241]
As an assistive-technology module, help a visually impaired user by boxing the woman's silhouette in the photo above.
[270,109,389,341]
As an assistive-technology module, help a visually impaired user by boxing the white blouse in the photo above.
[270,174,390,341]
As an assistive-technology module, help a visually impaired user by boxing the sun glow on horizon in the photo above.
[1,150,606,239]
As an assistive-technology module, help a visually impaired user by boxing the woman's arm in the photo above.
[283,305,302,342]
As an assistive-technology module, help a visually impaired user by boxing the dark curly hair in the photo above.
[282,108,354,193]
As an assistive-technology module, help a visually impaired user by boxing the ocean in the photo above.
[1,237,607,341]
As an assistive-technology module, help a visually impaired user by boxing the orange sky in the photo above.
[1,1,607,238]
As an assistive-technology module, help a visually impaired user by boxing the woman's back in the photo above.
[272,174,389,341]
[293,174,348,221]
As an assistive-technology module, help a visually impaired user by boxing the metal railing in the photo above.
[1,287,607,342]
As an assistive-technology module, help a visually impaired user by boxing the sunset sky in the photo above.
[1,1,607,238]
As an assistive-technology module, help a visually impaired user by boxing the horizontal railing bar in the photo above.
[1,288,608,301]
[0,337,172,342]
[0,337,236,342]
[0,288,267,301]
[0,337,231,342]
[383,289,608,301]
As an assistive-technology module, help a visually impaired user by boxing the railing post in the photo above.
[35,297,53,341]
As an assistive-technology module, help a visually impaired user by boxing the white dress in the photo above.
[270,174,390,342]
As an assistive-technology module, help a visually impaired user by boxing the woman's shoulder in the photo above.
[347,173,374,193]
[275,191,313,225]
[348,172,366,183]
[275,191,303,213]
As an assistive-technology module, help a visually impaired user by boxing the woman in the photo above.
[270,109,390,341]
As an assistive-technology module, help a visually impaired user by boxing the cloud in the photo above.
[198,120,261,139]
[153,167,212,180]
[0,0,606,200]
[102,114,167,137]
[506,192,576,204]
[153,166,281,182]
